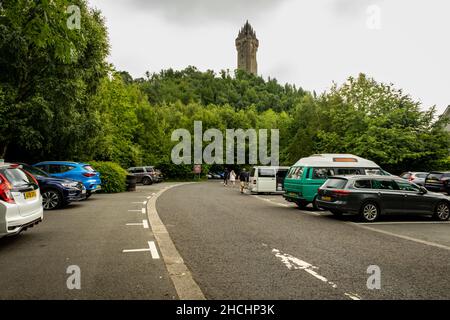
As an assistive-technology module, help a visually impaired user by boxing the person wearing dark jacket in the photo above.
[223,168,230,186]
[239,169,249,193]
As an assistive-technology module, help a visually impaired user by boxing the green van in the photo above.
[283,154,384,209]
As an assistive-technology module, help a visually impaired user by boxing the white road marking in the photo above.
[253,195,289,207]
[148,241,160,259]
[132,201,148,205]
[272,248,361,300]
[125,219,149,229]
[128,210,142,212]
[345,292,362,300]
[141,208,146,214]
[122,241,160,259]
[350,223,450,251]
[123,248,150,253]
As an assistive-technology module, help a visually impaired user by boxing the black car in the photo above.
[20,164,86,210]
[424,171,450,195]
[317,175,450,222]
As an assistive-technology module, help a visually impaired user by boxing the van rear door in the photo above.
[257,168,276,192]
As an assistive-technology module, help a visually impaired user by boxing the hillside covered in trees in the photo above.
[1,0,449,178]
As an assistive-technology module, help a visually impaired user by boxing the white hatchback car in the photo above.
[0,162,43,238]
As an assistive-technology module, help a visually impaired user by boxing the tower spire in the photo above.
[235,21,259,75]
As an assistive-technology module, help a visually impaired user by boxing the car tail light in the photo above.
[409,177,414,181]
[83,172,96,177]
[0,173,15,204]
[331,190,350,196]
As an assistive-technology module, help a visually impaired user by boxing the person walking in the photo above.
[230,170,236,186]
[223,168,229,186]
[239,169,249,194]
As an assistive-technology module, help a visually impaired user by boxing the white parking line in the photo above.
[272,248,360,300]
[122,241,160,259]
[350,223,450,251]
[142,219,149,229]
[148,241,160,259]
[141,208,146,214]
[125,219,149,229]
[128,210,142,212]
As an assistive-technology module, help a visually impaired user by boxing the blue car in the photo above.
[19,164,86,210]
[33,161,102,199]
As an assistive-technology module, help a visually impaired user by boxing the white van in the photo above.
[248,166,290,194]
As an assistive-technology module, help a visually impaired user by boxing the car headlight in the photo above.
[60,182,79,188]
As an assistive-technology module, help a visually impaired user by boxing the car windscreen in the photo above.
[415,173,428,178]
[322,178,348,189]
[0,168,36,188]
[365,168,383,175]
[23,165,50,177]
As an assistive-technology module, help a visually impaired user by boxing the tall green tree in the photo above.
[0,0,109,161]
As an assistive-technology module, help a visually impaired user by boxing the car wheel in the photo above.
[360,202,380,222]
[434,202,450,221]
[142,177,153,185]
[312,196,324,211]
[42,189,62,210]
[295,201,307,209]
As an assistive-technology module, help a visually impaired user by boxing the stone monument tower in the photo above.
[235,21,259,75]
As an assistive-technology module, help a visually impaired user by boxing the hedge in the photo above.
[89,161,128,193]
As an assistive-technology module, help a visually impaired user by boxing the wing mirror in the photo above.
[419,186,428,194]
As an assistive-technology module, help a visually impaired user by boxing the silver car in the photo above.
[0,162,44,238]
[400,172,429,186]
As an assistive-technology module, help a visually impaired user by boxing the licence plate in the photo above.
[24,190,36,200]
[322,196,331,201]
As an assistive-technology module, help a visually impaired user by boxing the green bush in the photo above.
[89,161,128,193]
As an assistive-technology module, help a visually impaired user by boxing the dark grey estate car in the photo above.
[127,166,162,185]
[317,175,450,222]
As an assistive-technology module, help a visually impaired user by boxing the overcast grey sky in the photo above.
[88,0,450,114]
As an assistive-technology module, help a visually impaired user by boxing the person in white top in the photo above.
[229,170,236,186]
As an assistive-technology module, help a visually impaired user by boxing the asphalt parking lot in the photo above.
[1,181,449,300]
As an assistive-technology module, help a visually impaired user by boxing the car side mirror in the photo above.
[419,186,428,194]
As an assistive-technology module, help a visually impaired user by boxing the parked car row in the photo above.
[0,160,103,238]
[243,154,449,223]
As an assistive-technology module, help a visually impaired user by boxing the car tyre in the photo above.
[312,196,324,211]
[142,177,153,185]
[295,201,307,210]
[360,202,380,222]
[434,202,450,221]
[42,189,63,210]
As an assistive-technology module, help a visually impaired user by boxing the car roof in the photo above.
[293,154,380,168]
[35,161,85,166]
[330,175,403,180]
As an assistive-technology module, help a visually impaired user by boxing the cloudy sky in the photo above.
[88,0,450,114]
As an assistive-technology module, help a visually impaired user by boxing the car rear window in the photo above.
[258,168,275,178]
[0,168,35,188]
[83,165,95,172]
[145,167,154,172]
[322,178,348,189]
[427,173,444,180]
[415,173,428,178]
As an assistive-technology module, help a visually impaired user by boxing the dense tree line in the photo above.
[1,1,448,179]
